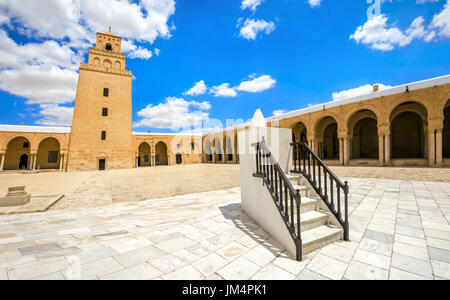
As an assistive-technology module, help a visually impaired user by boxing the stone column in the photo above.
[428,129,436,166]
[59,154,64,171]
[33,154,37,170]
[0,153,4,171]
[223,143,226,164]
[343,137,349,166]
[378,134,384,166]
[384,134,391,165]
[309,139,315,153]
[339,138,344,165]
[436,128,443,166]
[152,156,155,166]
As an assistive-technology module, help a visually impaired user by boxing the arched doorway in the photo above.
[155,142,168,166]
[226,136,233,162]
[323,123,339,159]
[292,122,307,143]
[36,138,60,169]
[214,138,222,162]
[348,110,379,160]
[138,142,151,167]
[352,118,378,158]
[444,102,450,158]
[390,102,427,159]
[19,154,28,170]
[204,139,213,162]
[316,117,339,160]
[4,137,31,170]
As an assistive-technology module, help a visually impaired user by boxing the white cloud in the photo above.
[122,40,152,60]
[0,29,80,70]
[429,0,450,38]
[308,0,322,8]
[236,75,276,93]
[0,0,176,48]
[273,110,287,116]
[210,83,238,97]
[184,80,208,96]
[0,64,78,105]
[238,18,275,40]
[332,83,392,100]
[350,15,417,51]
[241,0,263,12]
[134,97,211,130]
[351,1,450,50]
[206,74,276,97]
[35,104,73,126]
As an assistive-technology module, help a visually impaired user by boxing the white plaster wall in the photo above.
[238,127,296,257]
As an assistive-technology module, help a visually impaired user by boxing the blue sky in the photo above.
[0,0,449,133]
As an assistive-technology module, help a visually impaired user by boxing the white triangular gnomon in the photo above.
[250,109,266,128]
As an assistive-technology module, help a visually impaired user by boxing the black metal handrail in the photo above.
[292,142,349,240]
[253,138,303,261]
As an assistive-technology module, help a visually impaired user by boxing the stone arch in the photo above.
[93,57,100,66]
[4,136,31,170]
[103,59,112,69]
[105,43,112,51]
[315,116,339,160]
[226,135,233,161]
[389,101,428,124]
[214,137,223,162]
[204,139,213,162]
[347,110,379,159]
[343,105,382,131]
[138,142,151,167]
[155,141,168,166]
[114,61,121,69]
[292,122,307,143]
[390,102,428,159]
[313,112,340,135]
[36,137,60,169]
[443,99,450,158]
[386,97,433,123]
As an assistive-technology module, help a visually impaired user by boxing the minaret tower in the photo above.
[67,31,133,171]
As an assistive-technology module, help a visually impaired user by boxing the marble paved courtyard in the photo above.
[0,176,450,280]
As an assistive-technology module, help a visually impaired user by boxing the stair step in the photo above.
[286,174,299,181]
[292,184,311,191]
[300,210,329,231]
[300,197,318,212]
[302,225,343,255]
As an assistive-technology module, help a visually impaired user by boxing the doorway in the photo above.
[19,154,28,169]
[99,159,106,171]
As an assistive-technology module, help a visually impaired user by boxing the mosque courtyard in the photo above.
[0,164,449,280]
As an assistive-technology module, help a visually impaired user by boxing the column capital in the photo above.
[428,118,444,129]
[377,124,390,135]
[338,130,348,139]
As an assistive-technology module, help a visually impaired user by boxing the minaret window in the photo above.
[103,88,109,97]
[102,108,108,116]
[105,44,112,51]
[101,131,106,140]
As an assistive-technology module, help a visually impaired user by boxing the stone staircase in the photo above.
[286,174,344,256]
